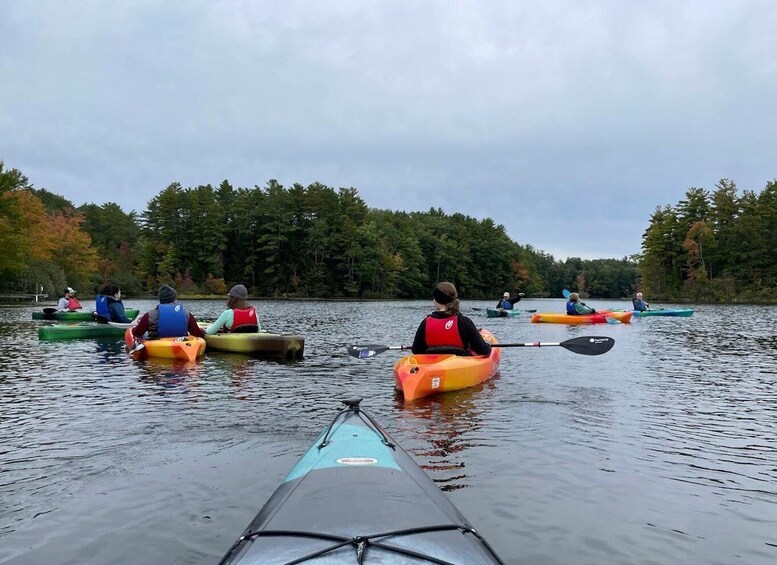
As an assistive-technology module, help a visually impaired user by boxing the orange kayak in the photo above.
[530,311,633,324]
[124,327,206,362]
[393,329,501,401]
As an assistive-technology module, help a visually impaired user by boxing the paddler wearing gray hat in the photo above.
[130,284,206,340]
[206,284,260,335]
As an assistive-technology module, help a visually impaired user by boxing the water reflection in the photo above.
[393,379,498,491]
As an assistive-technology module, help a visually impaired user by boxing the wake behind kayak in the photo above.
[217,399,504,564]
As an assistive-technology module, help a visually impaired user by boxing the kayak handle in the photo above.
[318,400,395,450]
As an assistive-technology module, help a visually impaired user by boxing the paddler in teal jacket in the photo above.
[206,284,260,334]
[632,292,650,312]
[566,292,596,315]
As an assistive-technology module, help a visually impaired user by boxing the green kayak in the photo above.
[32,309,140,321]
[38,323,130,341]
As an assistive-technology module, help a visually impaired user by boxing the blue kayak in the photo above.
[218,399,504,564]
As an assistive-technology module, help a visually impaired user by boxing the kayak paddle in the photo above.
[347,336,614,359]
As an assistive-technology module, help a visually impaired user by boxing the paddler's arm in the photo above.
[410,319,428,354]
[187,313,206,338]
[205,310,233,335]
[458,315,491,356]
[131,312,150,339]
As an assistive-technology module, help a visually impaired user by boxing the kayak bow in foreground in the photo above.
[218,399,505,564]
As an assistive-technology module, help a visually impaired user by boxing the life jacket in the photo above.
[96,295,110,317]
[566,300,578,315]
[157,304,188,338]
[497,299,513,309]
[424,315,464,349]
[632,298,646,312]
[230,307,258,332]
[66,297,82,310]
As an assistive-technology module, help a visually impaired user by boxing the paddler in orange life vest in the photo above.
[205,284,260,334]
[57,287,82,311]
[131,284,206,340]
[411,282,492,355]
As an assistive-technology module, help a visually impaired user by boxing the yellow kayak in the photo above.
[124,327,206,362]
[199,324,305,360]
[531,311,633,324]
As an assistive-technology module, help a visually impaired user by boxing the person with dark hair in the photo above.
[57,287,82,311]
[566,292,596,315]
[495,291,525,310]
[95,284,133,323]
[131,284,206,340]
[632,292,650,312]
[411,282,492,355]
[206,284,260,334]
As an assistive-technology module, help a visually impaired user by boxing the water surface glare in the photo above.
[1,299,776,564]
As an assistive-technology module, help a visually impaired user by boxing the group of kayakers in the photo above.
[54,280,651,353]
[55,282,262,343]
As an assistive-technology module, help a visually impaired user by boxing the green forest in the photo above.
[1,161,775,302]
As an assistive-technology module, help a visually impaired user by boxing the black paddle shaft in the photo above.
[347,336,613,358]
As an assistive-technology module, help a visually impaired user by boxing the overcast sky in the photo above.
[2,1,776,259]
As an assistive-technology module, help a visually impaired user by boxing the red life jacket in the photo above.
[231,307,258,332]
[424,315,464,349]
[66,297,82,310]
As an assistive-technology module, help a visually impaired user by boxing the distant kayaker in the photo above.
[57,287,82,311]
[131,284,206,340]
[566,292,597,315]
[495,291,525,309]
[96,284,133,323]
[411,282,492,356]
[632,292,650,312]
[206,284,260,334]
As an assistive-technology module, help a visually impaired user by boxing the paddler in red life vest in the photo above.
[205,284,260,334]
[57,287,82,311]
[411,281,492,356]
[131,284,206,340]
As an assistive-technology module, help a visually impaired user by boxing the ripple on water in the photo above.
[1,301,777,564]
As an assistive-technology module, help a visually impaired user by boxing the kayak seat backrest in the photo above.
[92,313,110,324]
[424,346,471,356]
[231,324,259,334]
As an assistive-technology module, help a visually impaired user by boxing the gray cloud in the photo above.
[2,0,776,259]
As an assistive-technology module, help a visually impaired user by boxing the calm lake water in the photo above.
[1,298,776,564]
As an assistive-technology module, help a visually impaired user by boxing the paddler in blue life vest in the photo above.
[632,292,650,312]
[131,284,206,340]
[57,287,82,311]
[566,292,597,315]
[95,284,133,323]
[411,281,492,355]
[206,284,260,334]
[495,290,525,309]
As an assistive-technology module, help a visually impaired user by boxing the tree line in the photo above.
[1,160,639,300]
[639,178,777,302]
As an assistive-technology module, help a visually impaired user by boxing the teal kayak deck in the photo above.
[486,307,520,318]
[606,307,695,318]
